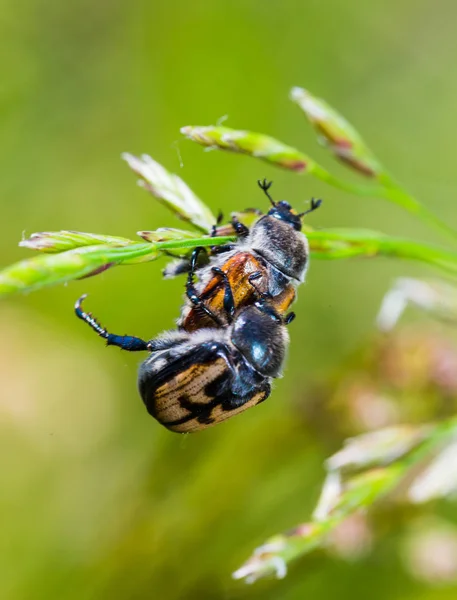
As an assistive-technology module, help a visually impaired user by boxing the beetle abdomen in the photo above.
[139,346,271,433]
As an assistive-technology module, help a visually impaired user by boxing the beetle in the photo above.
[178,179,321,332]
[74,268,295,433]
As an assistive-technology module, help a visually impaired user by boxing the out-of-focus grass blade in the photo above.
[233,465,402,584]
[233,418,457,584]
[290,87,457,241]
[0,243,158,297]
[180,124,399,198]
[180,125,313,172]
[290,87,384,179]
[376,277,457,331]
[308,228,457,276]
[182,123,457,241]
[122,153,216,233]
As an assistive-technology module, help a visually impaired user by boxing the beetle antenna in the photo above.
[298,197,322,218]
[75,295,151,352]
[257,178,276,207]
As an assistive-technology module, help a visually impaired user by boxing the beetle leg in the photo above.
[186,247,224,327]
[247,271,273,300]
[212,344,238,380]
[248,270,262,285]
[209,344,271,411]
[211,211,224,237]
[211,267,236,323]
[210,243,237,255]
[248,271,287,323]
[231,216,250,238]
[254,300,282,323]
[75,295,151,351]
[285,311,296,325]
[162,258,192,279]
[189,246,205,273]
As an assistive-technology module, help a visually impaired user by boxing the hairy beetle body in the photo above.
[178,180,319,333]
[75,272,294,433]
[73,180,316,433]
[139,302,288,432]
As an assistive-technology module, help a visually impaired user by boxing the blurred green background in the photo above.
[2,1,457,598]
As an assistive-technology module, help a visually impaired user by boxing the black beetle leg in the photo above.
[211,211,224,237]
[285,312,296,325]
[186,247,223,326]
[231,216,249,238]
[210,243,237,255]
[211,267,236,323]
[213,345,238,380]
[247,271,272,301]
[189,246,205,274]
[75,295,151,351]
[247,272,281,323]
[254,299,282,323]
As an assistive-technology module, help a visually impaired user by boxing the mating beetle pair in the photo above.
[75,181,321,432]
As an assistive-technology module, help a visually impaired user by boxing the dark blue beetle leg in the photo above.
[211,267,236,323]
[254,300,282,323]
[186,247,223,326]
[285,312,296,325]
[248,271,273,300]
[212,344,238,380]
[75,295,151,351]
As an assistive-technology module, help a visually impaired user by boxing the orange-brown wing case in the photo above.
[182,252,296,332]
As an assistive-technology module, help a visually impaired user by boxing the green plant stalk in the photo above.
[19,231,134,253]
[309,162,387,197]
[155,236,234,250]
[182,126,457,241]
[0,235,236,298]
[307,229,457,276]
[0,244,156,296]
[3,226,457,298]
[290,88,457,241]
[382,184,457,241]
[310,164,457,241]
[257,467,403,572]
